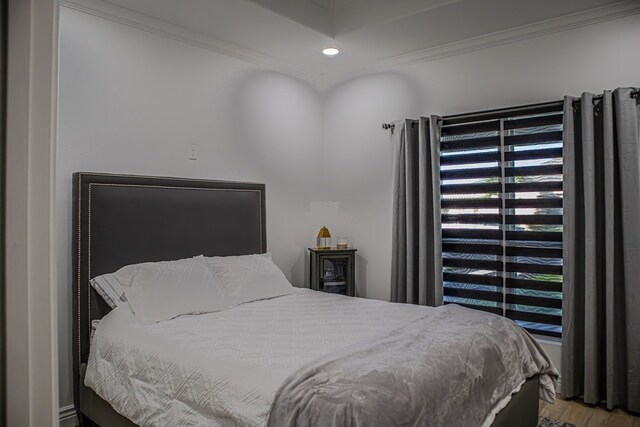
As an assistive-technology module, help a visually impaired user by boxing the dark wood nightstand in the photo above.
[308,248,356,297]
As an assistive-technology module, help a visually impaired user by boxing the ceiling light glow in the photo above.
[322,47,340,56]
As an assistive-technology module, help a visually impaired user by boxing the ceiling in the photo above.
[75,0,637,85]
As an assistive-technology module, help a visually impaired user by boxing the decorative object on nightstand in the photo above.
[309,247,356,296]
[336,236,348,249]
[316,226,332,249]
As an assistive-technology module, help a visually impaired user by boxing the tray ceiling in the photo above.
[67,0,638,85]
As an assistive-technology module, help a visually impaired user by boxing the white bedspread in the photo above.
[85,289,427,426]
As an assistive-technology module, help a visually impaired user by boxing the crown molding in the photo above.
[60,0,317,84]
[329,0,640,86]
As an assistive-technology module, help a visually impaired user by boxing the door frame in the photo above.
[5,0,59,425]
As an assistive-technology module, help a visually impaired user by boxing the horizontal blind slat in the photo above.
[506,231,563,242]
[505,246,563,258]
[441,120,500,136]
[441,136,500,151]
[505,215,563,225]
[443,243,502,255]
[504,131,562,146]
[505,147,562,162]
[506,262,562,275]
[503,114,563,130]
[444,287,503,303]
[441,183,501,195]
[441,167,501,180]
[442,198,501,209]
[505,164,562,177]
[506,309,562,326]
[506,278,562,293]
[505,181,563,193]
[443,229,502,240]
[443,272,503,286]
[506,294,562,309]
[504,198,562,209]
[443,258,502,271]
[442,214,501,224]
[441,151,500,166]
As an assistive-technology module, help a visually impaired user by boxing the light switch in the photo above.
[187,143,200,160]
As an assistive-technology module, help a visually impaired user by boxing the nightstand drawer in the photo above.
[309,248,356,297]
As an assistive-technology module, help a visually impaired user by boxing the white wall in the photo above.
[322,13,640,302]
[57,7,326,409]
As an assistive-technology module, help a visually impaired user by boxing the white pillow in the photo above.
[89,254,273,310]
[90,273,127,309]
[114,256,233,324]
[201,253,294,306]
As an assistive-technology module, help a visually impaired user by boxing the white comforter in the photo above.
[85,289,427,426]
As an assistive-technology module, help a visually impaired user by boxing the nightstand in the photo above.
[308,248,356,296]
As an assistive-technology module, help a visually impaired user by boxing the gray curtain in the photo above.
[391,116,443,306]
[562,88,640,412]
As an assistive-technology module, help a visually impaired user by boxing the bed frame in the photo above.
[72,172,539,427]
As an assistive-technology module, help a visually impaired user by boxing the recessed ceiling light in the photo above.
[322,47,340,57]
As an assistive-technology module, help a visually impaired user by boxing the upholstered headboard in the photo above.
[72,172,266,414]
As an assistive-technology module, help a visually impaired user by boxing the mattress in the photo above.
[85,288,427,426]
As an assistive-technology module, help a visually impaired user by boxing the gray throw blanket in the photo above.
[267,304,558,427]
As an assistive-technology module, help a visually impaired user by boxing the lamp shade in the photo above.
[317,226,331,238]
[316,226,331,249]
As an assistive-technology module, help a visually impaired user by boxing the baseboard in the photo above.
[59,405,78,427]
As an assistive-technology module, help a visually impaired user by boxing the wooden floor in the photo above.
[540,398,640,427]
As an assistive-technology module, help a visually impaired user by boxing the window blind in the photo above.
[440,106,563,337]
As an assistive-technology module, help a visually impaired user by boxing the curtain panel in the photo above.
[391,117,443,306]
[562,88,640,412]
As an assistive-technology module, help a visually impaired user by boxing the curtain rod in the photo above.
[381,100,562,130]
[382,90,639,131]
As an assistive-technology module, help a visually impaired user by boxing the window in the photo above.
[440,105,563,337]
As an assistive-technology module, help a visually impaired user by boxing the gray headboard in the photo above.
[72,172,266,413]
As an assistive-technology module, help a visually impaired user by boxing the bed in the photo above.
[73,172,556,427]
